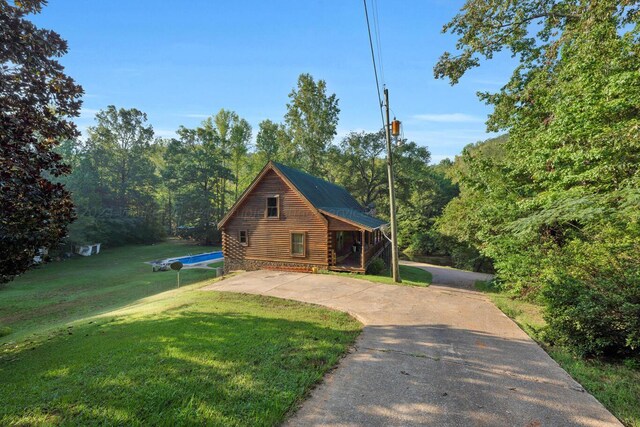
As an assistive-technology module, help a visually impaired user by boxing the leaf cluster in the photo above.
[1,0,82,283]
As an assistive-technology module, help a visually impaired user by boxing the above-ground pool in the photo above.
[166,251,223,265]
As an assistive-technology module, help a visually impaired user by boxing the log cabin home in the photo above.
[218,161,390,274]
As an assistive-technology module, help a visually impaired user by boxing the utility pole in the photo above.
[384,88,401,283]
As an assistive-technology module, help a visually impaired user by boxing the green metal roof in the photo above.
[272,162,388,230]
[319,207,388,230]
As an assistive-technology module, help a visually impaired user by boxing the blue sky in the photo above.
[32,1,515,163]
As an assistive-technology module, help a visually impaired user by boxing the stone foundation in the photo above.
[224,258,327,274]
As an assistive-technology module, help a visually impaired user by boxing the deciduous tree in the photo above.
[255,119,292,164]
[284,73,339,176]
[330,131,386,207]
[0,0,83,283]
[436,0,640,356]
[163,125,231,244]
[84,106,158,216]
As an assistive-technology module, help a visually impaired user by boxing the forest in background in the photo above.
[57,73,467,268]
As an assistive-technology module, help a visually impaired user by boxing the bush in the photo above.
[404,229,461,258]
[0,326,12,337]
[405,230,439,255]
[366,257,386,275]
[542,238,640,357]
[449,243,493,274]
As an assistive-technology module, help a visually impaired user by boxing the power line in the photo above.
[363,0,385,130]
[371,0,385,85]
[363,0,402,283]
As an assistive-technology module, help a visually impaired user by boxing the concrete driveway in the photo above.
[204,264,621,426]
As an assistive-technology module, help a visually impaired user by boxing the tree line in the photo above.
[58,73,458,259]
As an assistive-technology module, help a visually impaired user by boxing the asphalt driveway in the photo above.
[204,264,621,426]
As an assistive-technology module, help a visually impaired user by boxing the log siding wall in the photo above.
[326,215,361,231]
[222,169,328,270]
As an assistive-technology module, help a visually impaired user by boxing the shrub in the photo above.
[0,326,12,338]
[449,243,493,274]
[405,230,438,255]
[366,258,386,275]
[542,238,640,357]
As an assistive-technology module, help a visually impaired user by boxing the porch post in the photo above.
[361,229,365,269]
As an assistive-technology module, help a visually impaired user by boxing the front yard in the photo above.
[0,241,361,425]
[0,240,216,343]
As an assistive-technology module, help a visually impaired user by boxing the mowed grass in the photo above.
[354,265,432,287]
[0,240,362,425]
[476,280,640,427]
[0,285,361,426]
[0,240,216,343]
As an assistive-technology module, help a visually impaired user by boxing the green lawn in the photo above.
[476,280,640,427]
[0,240,362,425]
[0,240,217,343]
[334,264,432,287]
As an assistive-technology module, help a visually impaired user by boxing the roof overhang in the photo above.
[318,209,388,232]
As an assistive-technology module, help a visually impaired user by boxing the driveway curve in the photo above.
[204,267,621,426]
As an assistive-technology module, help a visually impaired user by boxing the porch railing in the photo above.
[363,239,387,266]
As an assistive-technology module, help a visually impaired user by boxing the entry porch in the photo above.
[328,229,389,273]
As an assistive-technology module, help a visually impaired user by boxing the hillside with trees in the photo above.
[435,0,639,359]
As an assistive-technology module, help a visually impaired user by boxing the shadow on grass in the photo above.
[0,259,214,344]
[0,297,360,426]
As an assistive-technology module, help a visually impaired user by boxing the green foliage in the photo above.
[285,73,340,176]
[0,326,11,338]
[66,215,164,247]
[403,230,437,256]
[162,112,240,244]
[325,131,459,265]
[328,131,386,207]
[448,242,492,273]
[366,257,386,275]
[208,109,252,216]
[397,158,460,257]
[57,106,165,248]
[437,1,640,357]
[255,119,291,164]
[0,0,82,283]
[542,235,640,357]
[85,106,158,213]
[433,138,507,272]
[321,130,460,268]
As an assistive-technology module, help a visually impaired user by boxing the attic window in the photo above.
[266,196,279,218]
